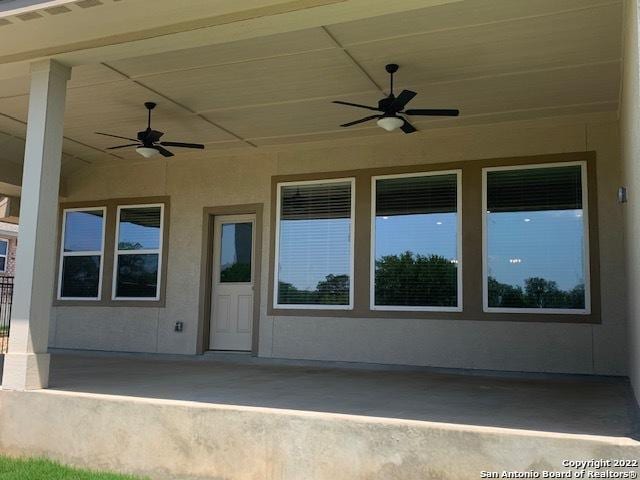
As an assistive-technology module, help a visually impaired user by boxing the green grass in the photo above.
[0,456,146,479]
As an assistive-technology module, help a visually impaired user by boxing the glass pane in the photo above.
[375,174,458,307]
[0,257,5,272]
[116,254,159,298]
[277,182,351,305]
[118,207,161,250]
[486,165,586,309]
[61,255,100,298]
[64,210,103,252]
[219,223,252,283]
[0,240,6,256]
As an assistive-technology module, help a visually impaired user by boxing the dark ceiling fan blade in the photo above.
[95,132,139,142]
[154,146,174,157]
[404,108,460,116]
[107,143,140,150]
[333,101,382,112]
[159,141,205,149]
[400,119,417,134]
[340,115,379,127]
[391,90,417,111]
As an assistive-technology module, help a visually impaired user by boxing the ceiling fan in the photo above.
[333,64,459,134]
[95,102,205,158]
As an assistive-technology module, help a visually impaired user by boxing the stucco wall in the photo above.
[51,115,627,375]
[621,0,640,402]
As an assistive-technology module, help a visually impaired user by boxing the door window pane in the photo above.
[276,180,353,306]
[0,257,5,272]
[0,240,7,256]
[115,254,159,298]
[220,223,252,283]
[118,207,161,250]
[485,164,587,310]
[374,173,459,308]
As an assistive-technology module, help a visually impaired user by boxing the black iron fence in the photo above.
[0,276,13,353]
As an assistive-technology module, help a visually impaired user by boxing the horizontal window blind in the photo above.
[281,182,351,221]
[374,173,459,309]
[485,164,587,311]
[376,174,457,216]
[277,181,352,306]
[487,165,582,213]
[118,207,162,250]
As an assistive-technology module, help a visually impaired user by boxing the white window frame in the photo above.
[273,177,356,310]
[370,170,463,312]
[57,206,107,301]
[482,161,591,315]
[0,238,8,274]
[112,203,165,302]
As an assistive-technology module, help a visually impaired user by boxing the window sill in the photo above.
[53,299,166,308]
[267,306,600,323]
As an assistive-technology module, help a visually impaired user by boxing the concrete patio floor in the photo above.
[1,350,636,439]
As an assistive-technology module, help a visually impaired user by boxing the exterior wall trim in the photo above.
[197,203,264,355]
[53,196,170,307]
[267,151,601,323]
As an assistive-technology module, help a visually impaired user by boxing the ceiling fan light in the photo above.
[377,116,404,132]
[136,146,159,158]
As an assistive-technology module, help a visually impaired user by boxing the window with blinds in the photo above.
[113,204,164,300]
[58,208,106,299]
[372,172,460,310]
[484,163,588,312]
[275,179,354,307]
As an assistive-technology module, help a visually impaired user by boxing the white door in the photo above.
[210,214,255,351]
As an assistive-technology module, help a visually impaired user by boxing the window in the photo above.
[371,171,461,311]
[0,239,7,273]
[113,204,164,301]
[274,178,355,309]
[220,222,253,283]
[483,162,589,313]
[58,207,106,300]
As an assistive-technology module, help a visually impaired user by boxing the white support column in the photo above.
[1,59,70,390]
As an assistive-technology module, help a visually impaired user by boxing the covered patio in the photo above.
[1,350,639,479]
[0,0,640,478]
[24,351,640,437]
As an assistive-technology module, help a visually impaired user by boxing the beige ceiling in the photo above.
[0,0,623,175]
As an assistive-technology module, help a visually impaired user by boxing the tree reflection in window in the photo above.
[485,164,587,310]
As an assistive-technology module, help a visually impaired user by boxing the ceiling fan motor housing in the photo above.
[385,63,399,74]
